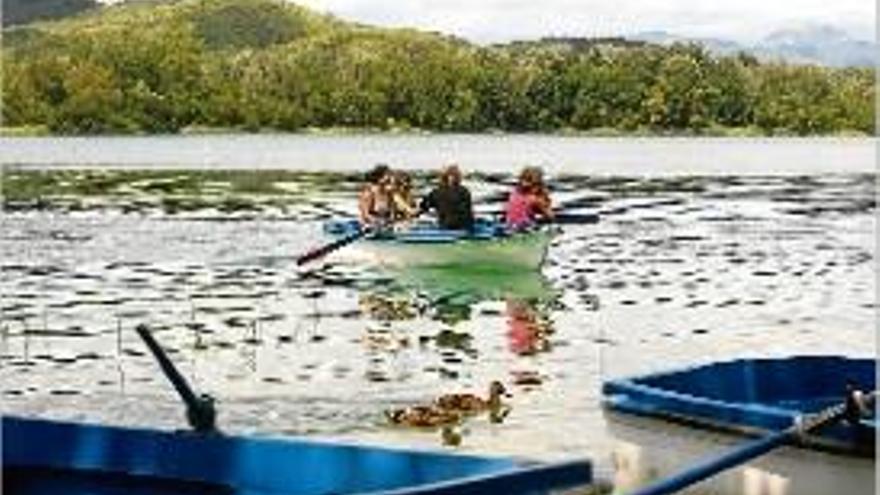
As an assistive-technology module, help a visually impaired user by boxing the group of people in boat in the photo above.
[358,163,554,231]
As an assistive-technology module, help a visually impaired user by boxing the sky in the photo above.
[294,0,876,43]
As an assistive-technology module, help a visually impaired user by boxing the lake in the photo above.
[1,134,875,175]
[0,135,875,490]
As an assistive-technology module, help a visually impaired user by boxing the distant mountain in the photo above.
[758,24,875,67]
[632,31,743,56]
[2,0,99,26]
[632,24,875,67]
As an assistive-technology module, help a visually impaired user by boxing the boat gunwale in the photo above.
[2,414,518,464]
[602,396,871,457]
[3,415,594,494]
[324,219,555,245]
[364,228,553,245]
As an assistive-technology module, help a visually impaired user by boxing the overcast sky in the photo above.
[295,0,875,43]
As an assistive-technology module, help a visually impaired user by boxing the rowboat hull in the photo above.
[3,416,592,495]
[325,220,553,270]
[602,356,876,495]
[354,230,552,270]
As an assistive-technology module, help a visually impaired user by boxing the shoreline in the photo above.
[0,125,873,139]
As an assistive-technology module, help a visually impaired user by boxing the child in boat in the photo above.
[505,167,554,230]
[359,164,394,227]
[420,164,474,230]
[389,171,418,222]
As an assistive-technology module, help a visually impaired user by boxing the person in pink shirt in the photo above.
[504,167,554,230]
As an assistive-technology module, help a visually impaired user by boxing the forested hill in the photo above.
[2,0,874,135]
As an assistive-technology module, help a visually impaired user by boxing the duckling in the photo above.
[440,425,463,446]
[385,405,461,428]
[434,381,511,415]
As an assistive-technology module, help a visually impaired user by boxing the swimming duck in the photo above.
[385,405,461,428]
[440,425,463,446]
[434,381,510,415]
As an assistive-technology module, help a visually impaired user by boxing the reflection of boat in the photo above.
[4,415,593,495]
[401,267,555,326]
[357,267,555,328]
[325,219,552,270]
[602,356,875,495]
[399,266,555,304]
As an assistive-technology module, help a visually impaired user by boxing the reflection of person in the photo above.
[359,164,393,226]
[359,292,415,321]
[505,299,551,356]
[505,167,554,230]
[420,164,474,230]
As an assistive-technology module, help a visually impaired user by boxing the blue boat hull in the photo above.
[2,416,591,495]
[602,356,876,456]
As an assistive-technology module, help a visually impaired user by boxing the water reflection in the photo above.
[506,299,553,357]
[358,267,561,359]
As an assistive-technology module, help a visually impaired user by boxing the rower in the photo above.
[389,170,418,224]
[359,164,394,228]
[420,164,474,231]
[505,166,554,231]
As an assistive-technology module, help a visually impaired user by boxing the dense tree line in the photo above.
[2,0,874,135]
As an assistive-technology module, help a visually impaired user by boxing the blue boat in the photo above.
[3,415,592,495]
[602,355,875,455]
[602,355,876,495]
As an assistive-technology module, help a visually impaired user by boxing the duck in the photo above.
[385,405,461,428]
[440,425,463,446]
[434,381,511,416]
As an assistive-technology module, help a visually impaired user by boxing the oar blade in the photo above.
[296,229,367,266]
[550,212,600,225]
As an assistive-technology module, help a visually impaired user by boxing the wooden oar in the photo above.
[135,324,218,433]
[547,212,599,225]
[628,390,876,495]
[297,206,432,266]
[484,193,602,225]
[296,226,373,266]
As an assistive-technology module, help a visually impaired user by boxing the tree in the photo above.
[644,47,711,130]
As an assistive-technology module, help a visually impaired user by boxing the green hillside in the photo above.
[2,0,874,135]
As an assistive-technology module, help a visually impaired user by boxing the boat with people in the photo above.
[296,164,598,268]
[602,355,876,495]
[324,218,554,270]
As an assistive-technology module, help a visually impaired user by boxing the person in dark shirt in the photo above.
[420,164,474,230]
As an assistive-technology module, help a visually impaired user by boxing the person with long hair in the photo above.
[505,166,554,230]
[358,164,393,226]
[389,170,418,221]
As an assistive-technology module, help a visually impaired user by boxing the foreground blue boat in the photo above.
[602,355,876,455]
[3,415,592,495]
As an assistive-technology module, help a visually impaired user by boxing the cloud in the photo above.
[294,0,875,42]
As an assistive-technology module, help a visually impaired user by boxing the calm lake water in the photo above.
[1,134,875,175]
[0,135,875,489]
